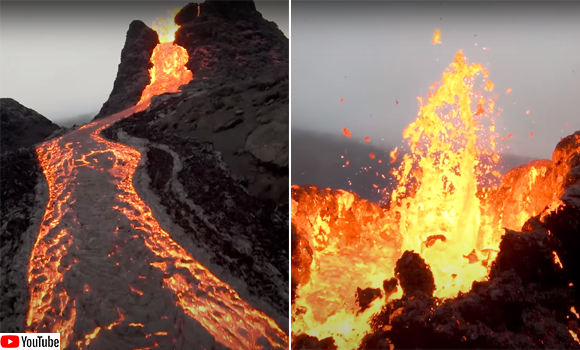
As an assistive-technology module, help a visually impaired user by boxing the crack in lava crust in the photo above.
[27,106,288,349]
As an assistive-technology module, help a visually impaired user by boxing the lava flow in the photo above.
[291,49,533,348]
[27,8,287,350]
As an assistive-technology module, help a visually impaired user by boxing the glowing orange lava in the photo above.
[432,28,442,44]
[292,50,505,348]
[27,7,287,349]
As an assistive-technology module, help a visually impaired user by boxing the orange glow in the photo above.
[526,110,530,115]
[571,306,579,318]
[292,50,508,348]
[553,251,563,268]
[432,28,441,44]
[136,8,193,107]
[340,98,345,102]
[389,147,399,164]
[506,88,512,94]
[369,153,376,159]
[151,8,181,43]
[365,136,370,142]
[530,132,534,137]
[484,80,494,91]
[343,127,352,138]
[27,7,287,349]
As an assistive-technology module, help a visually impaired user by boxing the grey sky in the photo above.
[0,1,288,125]
[292,1,580,159]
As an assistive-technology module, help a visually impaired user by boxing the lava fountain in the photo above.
[291,49,511,348]
[27,8,287,350]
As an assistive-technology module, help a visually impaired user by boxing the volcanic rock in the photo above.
[175,0,288,82]
[394,250,436,297]
[292,334,338,350]
[383,278,399,299]
[0,147,42,331]
[0,98,60,153]
[93,20,158,120]
[356,287,382,313]
[101,100,289,318]
[481,130,580,233]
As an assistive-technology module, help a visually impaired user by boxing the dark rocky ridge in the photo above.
[174,1,288,83]
[0,98,60,153]
[92,0,288,203]
[93,20,158,120]
[101,95,289,318]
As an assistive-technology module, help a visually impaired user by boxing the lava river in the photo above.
[25,8,287,350]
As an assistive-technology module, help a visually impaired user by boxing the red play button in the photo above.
[0,335,19,348]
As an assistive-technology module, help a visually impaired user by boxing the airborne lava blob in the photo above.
[291,50,507,348]
[27,8,287,350]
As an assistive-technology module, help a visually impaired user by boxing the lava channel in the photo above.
[26,7,288,350]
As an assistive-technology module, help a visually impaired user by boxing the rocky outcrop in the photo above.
[481,130,580,233]
[147,76,289,203]
[93,20,158,120]
[175,0,288,83]
[92,0,289,203]
[101,98,289,318]
[0,98,60,153]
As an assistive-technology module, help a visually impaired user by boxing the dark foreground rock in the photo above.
[0,98,60,153]
[0,148,42,331]
[101,98,289,317]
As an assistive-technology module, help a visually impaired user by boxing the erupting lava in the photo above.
[27,8,287,349]
[292,49,514,348]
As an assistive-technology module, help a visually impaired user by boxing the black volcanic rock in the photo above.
[0,98,60,153]
[292,334,338,350]
[356,287,382,313]
[175,0,288,82]
[101,99,289,318]
[93,20,158,120]
[395,250,436,297]
[0,147,41,331]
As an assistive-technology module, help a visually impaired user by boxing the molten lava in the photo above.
[27,7,287,349]
[292,50,509,348]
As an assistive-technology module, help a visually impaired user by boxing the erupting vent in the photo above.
[291,46,557,348]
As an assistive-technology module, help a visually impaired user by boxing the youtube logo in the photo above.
[0,333,60,349]
[0,335,19,348]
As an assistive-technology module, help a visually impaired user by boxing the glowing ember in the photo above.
[343,127,352,138]
[506,88,512,94]
[432,29,442,44]
[365,136,370,142]
[26,7,287,349]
